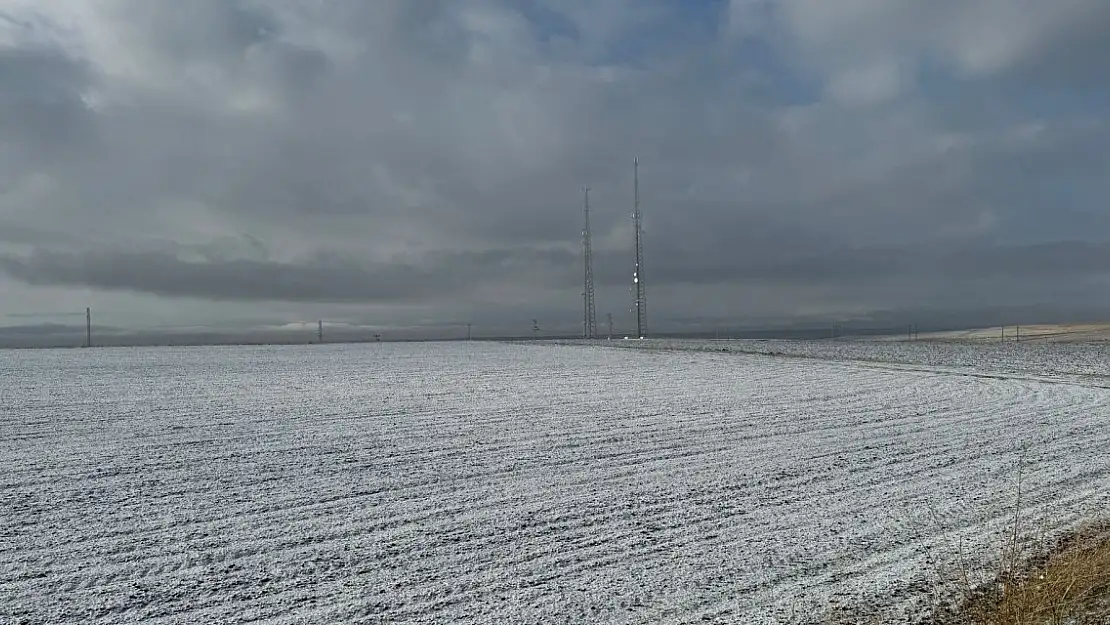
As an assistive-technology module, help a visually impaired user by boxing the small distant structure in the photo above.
[607,313,613,341]
[318,320,324,344]
[85,307,91,348]
[532,319,540,339]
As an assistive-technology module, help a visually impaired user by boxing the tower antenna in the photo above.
[85,307,91,348]
[583,186,597,339]
[318,320,323,344]
[632,158,646,339]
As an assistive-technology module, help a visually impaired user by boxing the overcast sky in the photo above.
[2,0,1110,340]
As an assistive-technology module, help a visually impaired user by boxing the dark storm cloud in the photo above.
[2,0,1110,332]
[0,230,1079,306]
[594,240,1110,290]
[0,247,577,303]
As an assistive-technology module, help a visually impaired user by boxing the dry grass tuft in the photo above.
[952,522,1110,625]
[821,455,1109,624]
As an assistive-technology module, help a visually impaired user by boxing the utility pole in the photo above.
[85,307,91,348]
[607,313,613,341]
[583,187,597,340]
[632,157,646,339]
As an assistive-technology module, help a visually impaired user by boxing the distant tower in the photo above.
[532,319,539,339]
[85,307,91,348]
[318,320,323,343]
[607,312,613,341]
[632,158,646,339]
[582,187,597,339]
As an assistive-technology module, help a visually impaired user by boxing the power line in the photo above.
[583,186,597,339]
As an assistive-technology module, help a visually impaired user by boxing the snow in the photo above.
[2,341,1110,624]
[588,337,1110,384]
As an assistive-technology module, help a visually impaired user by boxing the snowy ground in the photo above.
[2,341,1110,624]
[587,337,1110,385]
[914,323,1110,343]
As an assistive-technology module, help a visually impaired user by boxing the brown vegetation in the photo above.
[945,522,1110,625]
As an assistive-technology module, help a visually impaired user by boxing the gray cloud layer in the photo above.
[5,240,1109,298]
[2,1,1110,334]
[0,247,578,302]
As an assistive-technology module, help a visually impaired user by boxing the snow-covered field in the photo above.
[3,341,1110,624]
[591,337,1110,384]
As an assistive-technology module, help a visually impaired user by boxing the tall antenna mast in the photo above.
[632,157,646,339]
[583,187,597,339]
[318,320,323,343]
[85,307,91,348]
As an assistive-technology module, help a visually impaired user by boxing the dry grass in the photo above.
[916,323,1110,343]
[813,522,1110,625]
[814,454,1110,624]
[935,455,1110,624]
[826,451,1110,625]
[952,522,1110,625]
